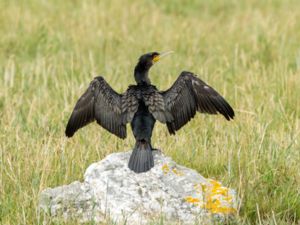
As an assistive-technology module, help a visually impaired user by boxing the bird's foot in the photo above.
[151,148,161,152]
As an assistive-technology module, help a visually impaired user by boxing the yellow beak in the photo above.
[153,51,174,63]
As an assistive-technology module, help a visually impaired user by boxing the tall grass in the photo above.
[1,0,299,224]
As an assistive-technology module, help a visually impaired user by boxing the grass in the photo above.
[1,0,300,224]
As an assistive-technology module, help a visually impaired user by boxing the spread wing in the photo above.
[65,76,138,139]
[162,71,235,134]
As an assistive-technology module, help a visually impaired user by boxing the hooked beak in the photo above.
[153,51,174,63]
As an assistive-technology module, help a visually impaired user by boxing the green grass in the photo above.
[1,0,300,224]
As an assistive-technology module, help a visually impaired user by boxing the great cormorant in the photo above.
[65,52,235,173]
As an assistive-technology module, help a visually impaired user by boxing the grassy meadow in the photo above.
[1,0,300,224]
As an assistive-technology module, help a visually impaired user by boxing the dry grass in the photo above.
[1,0,300,224]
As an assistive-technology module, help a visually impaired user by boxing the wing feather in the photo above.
[162,71,234,134]
[65,76,137,139]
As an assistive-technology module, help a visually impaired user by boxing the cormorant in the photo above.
[65,52,235,173]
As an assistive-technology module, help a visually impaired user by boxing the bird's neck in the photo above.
[134,64,151,85]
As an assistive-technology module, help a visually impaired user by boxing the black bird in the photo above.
[65,52,235,173]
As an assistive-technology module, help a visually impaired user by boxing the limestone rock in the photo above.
[39,151,238,224]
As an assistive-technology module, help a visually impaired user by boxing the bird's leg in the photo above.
[150,144,161,152]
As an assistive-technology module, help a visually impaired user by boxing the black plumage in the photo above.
[65,52,235,173]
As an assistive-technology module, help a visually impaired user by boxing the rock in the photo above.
[39,151,239,224]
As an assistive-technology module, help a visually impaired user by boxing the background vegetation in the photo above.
[1,0,299,224]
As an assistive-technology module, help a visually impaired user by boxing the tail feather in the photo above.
[128,141,154,173]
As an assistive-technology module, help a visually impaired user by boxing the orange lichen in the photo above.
[209,179,222,188]
[172,168,183,176]
[186,179,237,215]
[212,186,229,196]
[203,180,236,214]
[162,164,184,176]
[207,203,237,214]
[185,196,201,204]
[204,192,236,214]
[162,164,170,174]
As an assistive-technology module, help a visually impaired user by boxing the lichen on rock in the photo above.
[39,151,239,224]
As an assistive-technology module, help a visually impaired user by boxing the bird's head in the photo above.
[134,51,173,85]
[136,51,173,71]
